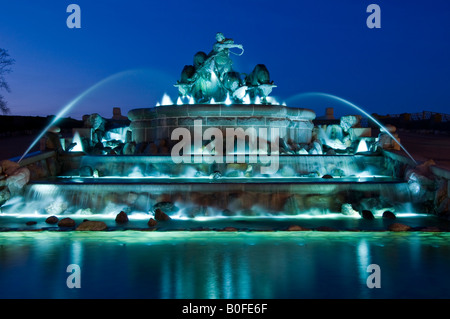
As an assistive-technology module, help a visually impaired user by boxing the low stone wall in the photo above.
[383,149,450,217]
[14,151,59,181]
[430,165,450,218]
[382,150,416,179]
[1,151,60,206]
[6,151,83,182]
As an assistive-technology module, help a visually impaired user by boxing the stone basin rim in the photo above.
[127,104,316,121]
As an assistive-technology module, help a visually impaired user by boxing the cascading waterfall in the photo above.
[1,153,415,218]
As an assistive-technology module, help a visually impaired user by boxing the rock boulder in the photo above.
[360,210,375,220]
[286,225,310,231]
[58,217,76,228]
[45,216,59,224]
[154,208,171,221]
[115,211,129,224]
[147,218,157,227]
[382,210,396,219]
[388,223,411,232]
[76,220,107,231]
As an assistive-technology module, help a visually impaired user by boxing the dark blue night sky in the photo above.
[1,0,449,119]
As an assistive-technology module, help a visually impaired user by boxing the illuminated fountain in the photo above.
[3,33,450,301]
[0,33,433,227]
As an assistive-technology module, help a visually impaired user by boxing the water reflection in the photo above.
[357,239,371,298]
[1,232,450,298]
[70,241,83,268]
[222,251,233,299]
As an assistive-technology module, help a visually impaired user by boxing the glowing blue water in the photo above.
[0,231,449,298]
[286,92,418,165]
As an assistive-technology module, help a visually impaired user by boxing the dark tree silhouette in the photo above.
[0,49,15,114]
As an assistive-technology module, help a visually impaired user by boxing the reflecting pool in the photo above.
[1,231,449,299]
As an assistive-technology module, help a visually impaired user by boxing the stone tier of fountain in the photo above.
[2,152,411,219]
[128,104,316,145]
[22,174,411,218]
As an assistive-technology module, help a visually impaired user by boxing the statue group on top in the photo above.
[175,33,276,104]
